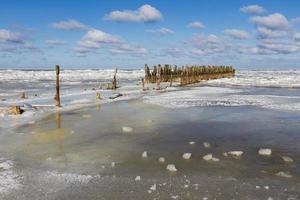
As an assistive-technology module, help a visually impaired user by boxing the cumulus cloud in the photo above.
[164,48,183,57]
[109,44,148,54]
[188,21,205,29]
[147,27,174,35]
[75,29,147,56]
[103,4,162,23]
[75,29,122,53]
[191,34,228,56]
[291,17,300,24]
[46,39,66,45]
[251,13,289,30]
[0,29,23,43]
[224,29,250,39]
[256,26,289,38]
[240,5,266,14]
[294,32,300,41]
[51,19,88,30]
[258,40,300,54]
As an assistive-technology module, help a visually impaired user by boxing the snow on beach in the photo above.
[2,69,300,128]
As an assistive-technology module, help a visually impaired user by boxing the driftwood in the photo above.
[109,93,123,99]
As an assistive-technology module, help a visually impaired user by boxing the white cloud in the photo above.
[75,29,122,53]
[251,13,289,30]
[191,34,228,55]
[224,29,250,39]
[147,27,174,35]
[51,19,88,30]
[256,26,289,38]
[103,4,162,23]
[294,32,300,41]
[46,39,66,45]
[240,5,266,14]
[0,29,23,43]
[258,40,300,54]
[188,21,205,29]
[109,44,148,54]
[164,48,183,57]
[291,17,300,24]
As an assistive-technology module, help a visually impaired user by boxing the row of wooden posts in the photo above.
[143,64,235,88]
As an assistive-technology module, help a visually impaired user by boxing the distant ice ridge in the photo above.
[143,87,300,112]
[207,70,300,88]
[0,69,144,82]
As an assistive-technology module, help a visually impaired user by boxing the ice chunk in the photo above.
[203,154,213,161]
[228,151,243,157]
[275,171,292,178]
[203,142,211,148]
[122,126,133,133]
[135,176,141,181]
[150,184,156,191]
[111,162,115,168]
[182,153,192,160]
[203,154,219,162]
[282,156,293,163]
[159,157,165,163]
[189,141,195,145]
[142,151,148,158]
[258,148,272,156]
[166,164,177,172]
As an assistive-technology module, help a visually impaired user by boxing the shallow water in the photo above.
[1,98,300,199]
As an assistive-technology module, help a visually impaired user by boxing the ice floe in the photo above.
[122,126,133,133]
[159,157,165,163]
[258,148,272,156]
[142,151,148,158]
[166,164,177,172]
[182,153,192,160]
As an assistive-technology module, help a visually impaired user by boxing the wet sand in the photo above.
[1,100,300,199]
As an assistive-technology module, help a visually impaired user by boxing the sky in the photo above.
[0,0,300,69]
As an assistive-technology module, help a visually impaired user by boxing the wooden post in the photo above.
[96,92,101,100]
[54,65,61,107]
[20,92,26,99]
[170,74,173,87]
[112,68,117,89]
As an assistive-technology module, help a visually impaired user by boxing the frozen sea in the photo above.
[0,69,300,199]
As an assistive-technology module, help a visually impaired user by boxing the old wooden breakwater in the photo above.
[144,64,235,87]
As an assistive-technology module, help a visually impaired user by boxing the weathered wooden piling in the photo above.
[54,65,61,107]
[20,92,26,99]
[111,68,118,89]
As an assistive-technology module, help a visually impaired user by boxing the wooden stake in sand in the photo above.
[54,65,61,107]
[20,92,26,99]
[112,68,118,89]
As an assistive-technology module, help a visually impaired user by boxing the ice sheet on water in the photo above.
[143,86,300,112]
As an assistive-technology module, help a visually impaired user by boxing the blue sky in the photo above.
[1,0,300,69]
